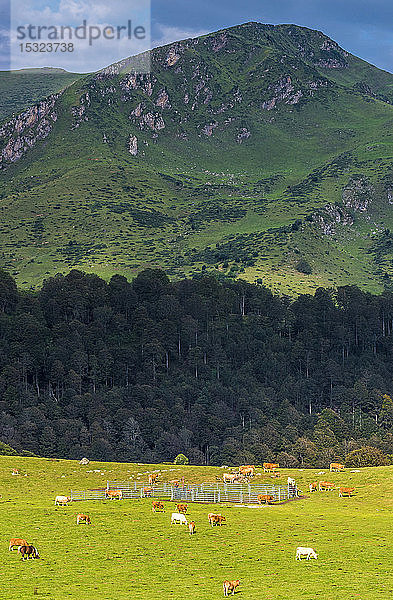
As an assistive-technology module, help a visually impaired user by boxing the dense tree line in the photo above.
[1,268,393,466]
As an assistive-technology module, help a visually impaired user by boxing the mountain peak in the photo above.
[1,22,393,292]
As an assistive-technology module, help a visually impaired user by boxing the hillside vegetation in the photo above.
[1,456,392,599]
[0,68,84,122]
[1,23,393,292]
[2,268,393,464]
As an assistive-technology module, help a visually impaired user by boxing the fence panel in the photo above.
[71,489,106,501]
[71,481,298,504]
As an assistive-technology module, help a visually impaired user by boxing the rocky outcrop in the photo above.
[237,128,251,143]
[262,75,303,110]
[156,89,171,109]
[71,92,90,129]
[130,104,166,132]
[128,135,138,155]
[316,40,349,69]
[202,122,218,136]
[209,32,228,53]
[0,94,60,168]
[120,73,157,99]
[313,204,354,235]
[166,48,181,67]
[342,176,375,212]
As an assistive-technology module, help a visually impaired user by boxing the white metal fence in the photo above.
[70,481,298,504]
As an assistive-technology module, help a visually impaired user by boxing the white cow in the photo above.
[296,547,318,560]
[287,477,296,486]
[171,512,187,525]
[55,495,71,506]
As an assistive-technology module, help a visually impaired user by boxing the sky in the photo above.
[0,0,392,73]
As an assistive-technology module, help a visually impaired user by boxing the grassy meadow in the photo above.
[0,456,392,599]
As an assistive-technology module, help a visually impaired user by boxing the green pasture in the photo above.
[0,456,392,599]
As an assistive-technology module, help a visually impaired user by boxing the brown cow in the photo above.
[18,545,40,560]
[239,465,255,477]
[176,503,188,514]
[330,462,344,472]
[319,481,334,491]
[152,501,165,512]
[188,521,196,535]
[148,473,159,485]
[339,487,355,497]
[263,462,279,472]
[309,481,318,492]
[208,513,226,526]
[105,489,122,500]
[223,580,240,596]
[223,473,239,484]
[9,538,29,551]
[257,494,275,504]
[169,480,180,488]
[143,487,152,498]
[76,513,91,525]
[208,512,215,525]
[12,468,19,476]
[270,471,280,478]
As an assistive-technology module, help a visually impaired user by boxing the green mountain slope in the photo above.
[0,67,84,122]
[1,22,393,293]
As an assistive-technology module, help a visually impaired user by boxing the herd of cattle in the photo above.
[8,461,357,594]
[222,463,280,484]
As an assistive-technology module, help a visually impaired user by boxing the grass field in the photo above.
[1,456,392,599]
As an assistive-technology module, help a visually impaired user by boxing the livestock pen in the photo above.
[70,481,298,504]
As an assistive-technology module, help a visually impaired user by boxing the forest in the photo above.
[1,267,393,467]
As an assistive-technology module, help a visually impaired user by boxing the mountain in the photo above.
[0,67,84,121]
[1,22,393,294]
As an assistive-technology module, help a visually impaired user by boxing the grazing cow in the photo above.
[330,462,344,472]
[105,490,122,500]
[208,512,217,526]
[339,487,355,497]
[55,495,71,506]
[239,465,255,477]
[9,538,29,551]
[148,473,159,485]
[171,512,187,525]
[223,473,238,484]
[208,513,226,526]
[79,457,89,465]
[188,521,196,535]
[296,547,318,560]
[152,501,165,512]
[169,480,180,488]
[12,468,19,476]
[223,580,240,596]
[287,477,296,487]
[257,494,275,504]
[76,513,91,525]
[319,481,334,492]
[176,503,188,514]
[143,487,152,498]
[263,462,279,472]
[309,482,318,493]
[18,545,40,560]
[270,471,280,478]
